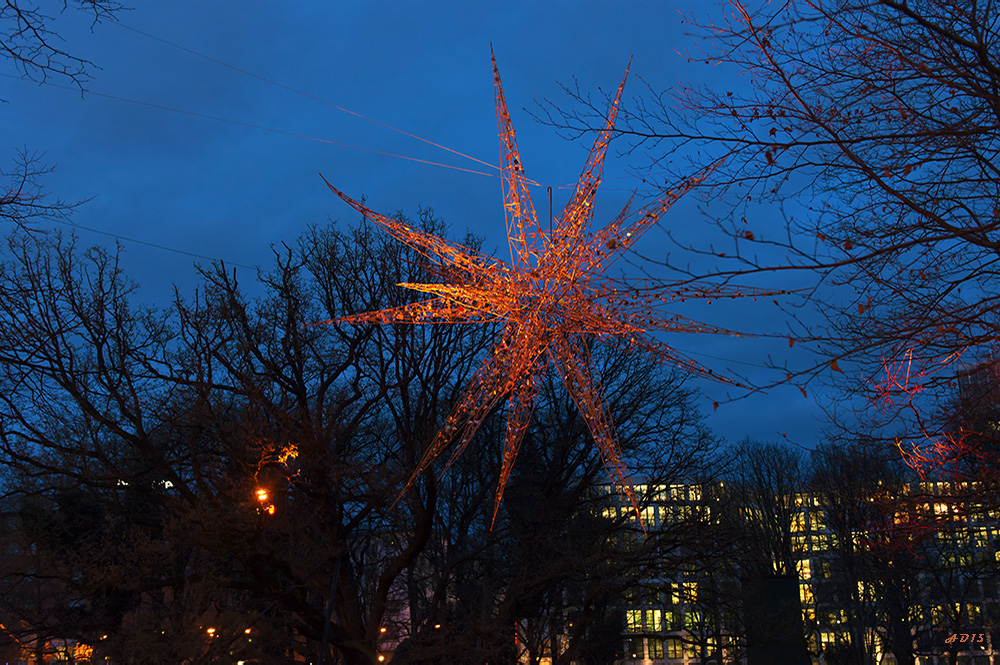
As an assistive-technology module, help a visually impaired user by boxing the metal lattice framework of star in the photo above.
[319,52,774,528]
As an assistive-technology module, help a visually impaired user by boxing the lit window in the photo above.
[645,609,662,632]
[797,559,812,580]
[626,609,642,632]
[791,513,807,533]
[666,637,683,658]
[969,604,983,622]
[642,506,657,527]
[667,582,681,605]
[648,638,664,659]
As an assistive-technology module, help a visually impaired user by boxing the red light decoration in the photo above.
[320,53,770,528]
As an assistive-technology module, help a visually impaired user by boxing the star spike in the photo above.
[321,56,779,532]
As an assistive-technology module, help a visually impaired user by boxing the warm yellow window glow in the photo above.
[626,609,642,632]
[797,559,812,580]
[791,513,806,532]
[645,609,662,632]
[641,506,657,526]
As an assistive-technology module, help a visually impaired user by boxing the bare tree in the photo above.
[0,208,495,664]
[1,0,125,88]
[540,0,1000,474]
[2,2,127,231]
[0,148,83,229]
[390,333,724,664]
[724,440,811,665]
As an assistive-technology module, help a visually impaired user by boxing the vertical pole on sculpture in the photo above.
[547,186,553,236]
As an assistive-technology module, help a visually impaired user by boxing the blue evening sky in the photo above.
[3,1,828,449]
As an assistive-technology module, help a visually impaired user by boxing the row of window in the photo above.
[602,504,711,526]
[625,608,709,633]
[626,636,703,660]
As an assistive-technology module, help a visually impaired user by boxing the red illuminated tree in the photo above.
[541,0,1000,485]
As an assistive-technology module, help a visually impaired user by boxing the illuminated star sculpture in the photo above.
[321,53,762,528]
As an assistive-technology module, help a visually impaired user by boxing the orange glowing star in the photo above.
[320,52,764,529]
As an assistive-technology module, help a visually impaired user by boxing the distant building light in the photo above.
[380,626,387,633]
[206,627,216,636]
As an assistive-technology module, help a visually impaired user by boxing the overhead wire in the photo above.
[3,70,496,267]
[7,22,638,266]
[44,216,257,269]
[114,21,539,183]
[1,73,498,179]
